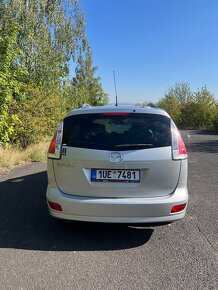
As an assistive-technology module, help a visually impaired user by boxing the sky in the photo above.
[80,0,218,104]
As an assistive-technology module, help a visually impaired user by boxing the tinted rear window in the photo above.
[62,113,171,151]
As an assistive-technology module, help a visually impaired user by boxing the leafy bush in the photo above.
[158,83,218,129]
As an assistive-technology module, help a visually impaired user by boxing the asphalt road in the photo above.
[0,130,217,290]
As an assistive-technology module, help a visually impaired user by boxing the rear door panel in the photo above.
[53,146,181,198]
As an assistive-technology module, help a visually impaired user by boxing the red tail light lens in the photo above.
[171,203,187,213]
[48,133,57,154]
[178,133,187,155]
[171,121,188,160]
[48,201,62,211]
[48,121,63,159]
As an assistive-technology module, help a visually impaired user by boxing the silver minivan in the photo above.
[46,105,188,224]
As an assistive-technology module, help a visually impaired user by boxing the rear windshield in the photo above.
[62,113,171,151]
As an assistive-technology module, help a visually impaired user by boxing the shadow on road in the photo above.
[186,140,218,154]
[0,171,153,251]
[180,130,218,154]
[190,130,218,136]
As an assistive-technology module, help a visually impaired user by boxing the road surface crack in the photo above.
[187,214,218,253]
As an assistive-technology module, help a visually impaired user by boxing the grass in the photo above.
[0,141,50,172]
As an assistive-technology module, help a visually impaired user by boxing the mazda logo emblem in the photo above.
[109,152,123,163]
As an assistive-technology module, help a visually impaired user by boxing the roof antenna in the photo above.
[113,70,118,106]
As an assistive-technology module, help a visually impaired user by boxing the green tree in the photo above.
[12,85,66,147]
[64,46,108,110]
[191,86,217,129]
[0,21,28,145]
[1,0,87,88]
[158,82,193,125]
[214,103,218,129]
[158,83,217,129]
[0,0,103,147]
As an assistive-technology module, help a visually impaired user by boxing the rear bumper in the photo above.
[46,186,188,223]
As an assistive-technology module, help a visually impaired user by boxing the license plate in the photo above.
[91,169,140,183]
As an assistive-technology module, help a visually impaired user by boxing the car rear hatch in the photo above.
[52,111,182,198]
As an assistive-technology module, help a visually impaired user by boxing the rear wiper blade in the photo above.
[116,144,153,148]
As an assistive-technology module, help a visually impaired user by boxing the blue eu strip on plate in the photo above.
[91,169,96,180]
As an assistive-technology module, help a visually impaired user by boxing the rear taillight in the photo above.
[48,201,62,211]
[171,203,187,213]
[171,121,188,160]
[48,121,63,159]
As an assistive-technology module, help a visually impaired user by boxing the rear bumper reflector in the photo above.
[48,201,63,212]
[171,203,187,213]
